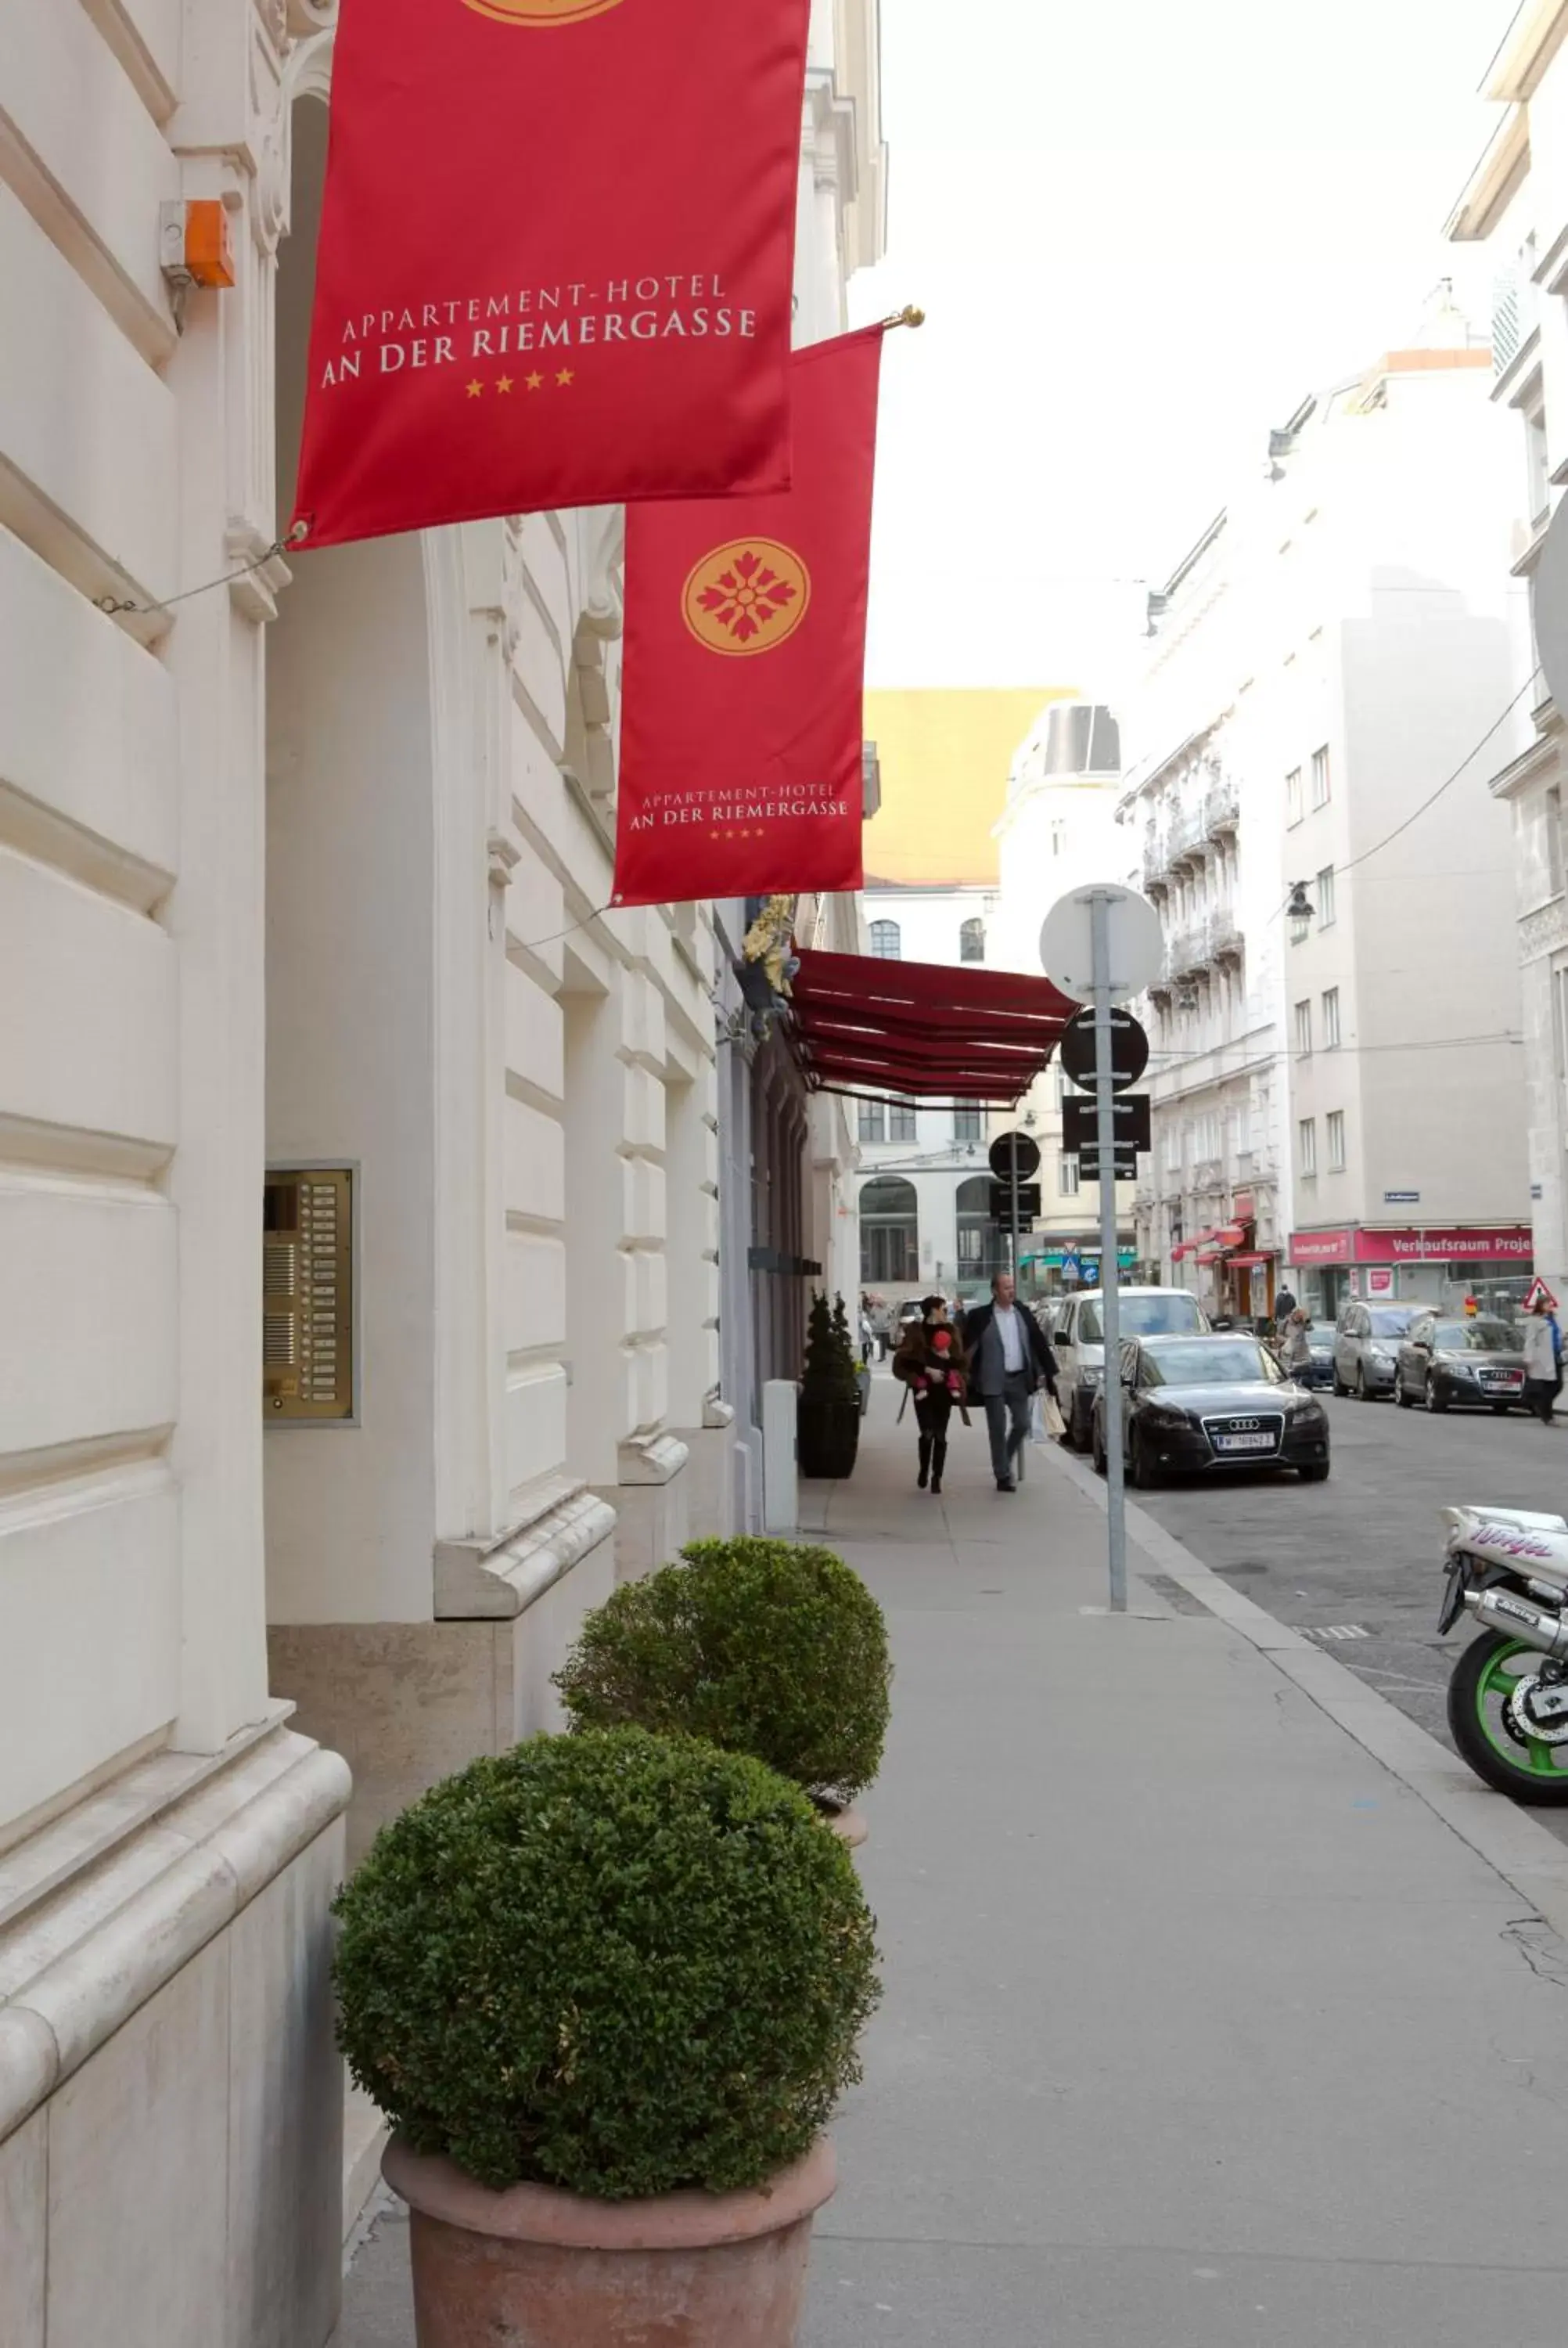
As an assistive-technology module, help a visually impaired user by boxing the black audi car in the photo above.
[1090,1332,1331,1487]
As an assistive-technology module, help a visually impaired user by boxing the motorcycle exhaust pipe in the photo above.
[1464,1586,1568,1662]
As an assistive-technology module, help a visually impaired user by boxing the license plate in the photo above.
[1437,1559,1468,1637]
[1216,1431,1275,1452]
[1482,1374,1523,1389]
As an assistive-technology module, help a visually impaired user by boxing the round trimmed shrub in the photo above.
[333,1727,879,2200]
[553,1537,891,1804]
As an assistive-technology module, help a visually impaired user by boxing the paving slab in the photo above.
[333,1381,1568,2346]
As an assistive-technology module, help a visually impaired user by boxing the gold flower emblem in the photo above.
[462,0,624,24]
[682,539,811,658]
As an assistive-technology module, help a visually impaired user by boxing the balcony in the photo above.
[1207,909,1243,963]
[1142,824,1171,893]
[1164,924,1211,982]
[1167,801,1209,862]
[1204,774,1239,839]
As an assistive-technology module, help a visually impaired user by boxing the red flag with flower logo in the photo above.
[289,0,811,549]
[611,325,884,907]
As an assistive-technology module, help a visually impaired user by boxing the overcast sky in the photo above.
[849,0,1519,695]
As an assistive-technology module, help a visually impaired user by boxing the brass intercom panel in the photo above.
[263,1167,355,1421]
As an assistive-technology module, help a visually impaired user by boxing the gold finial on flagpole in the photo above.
[883,304,926,330]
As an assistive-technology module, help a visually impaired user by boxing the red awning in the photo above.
[1214,1224,1246,1247]
[787,949,1077,1104]
[1171,1240,1196,1261]
[1228,1251,1273,1269]
[1196,1248,1225,1265]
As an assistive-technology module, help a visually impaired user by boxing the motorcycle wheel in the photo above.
[1447,1633,1568,1804]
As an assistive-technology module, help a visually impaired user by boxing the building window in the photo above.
[953,1104,983,1143]
[1162,1125,1181,1173]
[1316,865,1336,927]
[1294,999,1312,1057]
[1527,402,1551,529]
[859,1176,919,1284]
[869,919,901,960]
[858,1099,886,1143]
[1322,986,1341,1049]
[1326,1109,1346,1172]
[1059,1154,1081,1197]
[955,1174,1002,1276]
[1286,767,1303,826]
[959,917,985,963]
[888,1097,918,1143]
[1299,1117,1318,1178]
[1311,745,1331,808]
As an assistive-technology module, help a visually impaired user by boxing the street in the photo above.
[1127,1388,1568,1842]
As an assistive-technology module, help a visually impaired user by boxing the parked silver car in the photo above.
[1332,1302,1425,1401]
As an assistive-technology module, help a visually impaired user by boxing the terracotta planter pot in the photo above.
[821,1802,868,1852]
[383,2135,836,2348]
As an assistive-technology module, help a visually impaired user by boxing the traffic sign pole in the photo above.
[1010,1129,1025,1485]
[1091,892,1128,1613]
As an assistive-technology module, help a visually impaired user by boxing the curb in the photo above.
[1041,1438,1568,1949]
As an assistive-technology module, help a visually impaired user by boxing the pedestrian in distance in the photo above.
[892,1296,969,1496]
[1280,1307,1314,1384]
[1271,1283,1297,1339]
[1523,1297,1559,1426]
[962,1271,1060,1494]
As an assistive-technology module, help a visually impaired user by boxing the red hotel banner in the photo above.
[611,325,885,908]
[290,0,811,549]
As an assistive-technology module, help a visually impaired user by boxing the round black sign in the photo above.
[1058,1006,1149,1094]
[987,1129,1041,1182]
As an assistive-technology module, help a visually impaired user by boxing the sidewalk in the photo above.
[333,1380,1568,2346]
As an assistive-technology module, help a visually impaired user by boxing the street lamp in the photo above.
[1286,880,1315,944]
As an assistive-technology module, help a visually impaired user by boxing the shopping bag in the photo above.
[1036,1390,1065,1442]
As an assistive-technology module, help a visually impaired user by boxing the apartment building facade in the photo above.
[1122,310,1531,1320]
[0,1,883,2338]
[1447,0,1568,1309]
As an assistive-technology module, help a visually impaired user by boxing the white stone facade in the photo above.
[0,0,883,2336]
[991,702,1136,1285]
[1448,0,1568,1309]
[1120,322,1530,1320]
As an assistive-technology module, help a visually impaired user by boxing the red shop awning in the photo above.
[787,949,1077,1104]
[1214,1224,1247,1247]
[1227,1251,1273,1269]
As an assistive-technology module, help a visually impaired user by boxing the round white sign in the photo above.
[1038,883,1163,1003]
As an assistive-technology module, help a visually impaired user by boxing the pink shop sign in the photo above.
[1356,1226,1534,1264]
[1287,1229,1353,1265]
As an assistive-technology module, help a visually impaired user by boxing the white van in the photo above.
[1047,1287,1210,1450]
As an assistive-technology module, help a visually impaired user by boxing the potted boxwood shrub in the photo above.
[336,1727,879,2348]
[553,1535,890,1847]
[797,1291,861,1478]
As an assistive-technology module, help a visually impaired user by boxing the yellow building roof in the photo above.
[862,688,1077,884]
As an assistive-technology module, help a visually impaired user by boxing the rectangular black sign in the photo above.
[1077,1147,1138,1183]
[1063,1093,1152,1154]
[990,1182,1042,1221]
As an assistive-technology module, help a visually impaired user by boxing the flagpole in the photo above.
[880,305,927,330]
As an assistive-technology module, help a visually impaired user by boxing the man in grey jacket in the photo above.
[962,1273,1061,1493]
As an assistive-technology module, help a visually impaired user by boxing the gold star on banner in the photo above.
[525,372,544,391]
[556,368,575,387]
[495,375,513,394]
[466,380,484,398]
